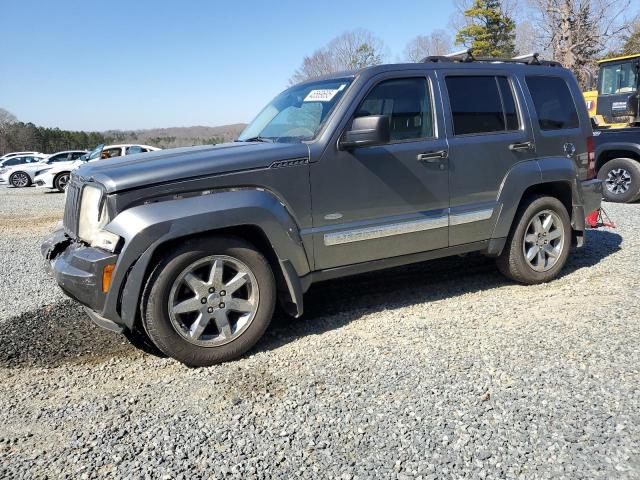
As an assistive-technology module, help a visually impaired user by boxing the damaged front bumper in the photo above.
[42,227,123,333]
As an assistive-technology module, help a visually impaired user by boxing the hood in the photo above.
[76,142,310,193]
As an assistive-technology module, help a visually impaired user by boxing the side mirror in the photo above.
[340,115,390,150]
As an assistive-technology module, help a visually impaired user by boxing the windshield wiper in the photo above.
[240,136,274,143]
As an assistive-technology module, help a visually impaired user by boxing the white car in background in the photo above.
[0,151,42,165]
[34,143,160,192]
[0,153,49,187]
[0,150,86,188]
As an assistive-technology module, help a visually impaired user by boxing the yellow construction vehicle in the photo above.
[583,53,640,128]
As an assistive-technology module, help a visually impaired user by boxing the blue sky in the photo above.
[0,0,456,131]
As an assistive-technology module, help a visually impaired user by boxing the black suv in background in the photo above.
[43,53,602,366]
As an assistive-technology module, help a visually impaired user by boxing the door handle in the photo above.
[417,150,448,162]
[509,141,534,152]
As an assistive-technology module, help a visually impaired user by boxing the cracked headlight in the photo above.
[78,185,119,251]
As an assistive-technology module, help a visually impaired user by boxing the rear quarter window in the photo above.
[526,76,579,130]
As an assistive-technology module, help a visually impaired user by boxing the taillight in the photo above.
[586,136,596,179]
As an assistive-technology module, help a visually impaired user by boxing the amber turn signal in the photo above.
[102,264,115,293]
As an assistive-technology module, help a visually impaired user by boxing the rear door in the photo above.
[440,70,537,245]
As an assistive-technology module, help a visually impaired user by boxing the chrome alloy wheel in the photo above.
[57,174,70,191]
[11,172,29,187]
[522,209,565,272]
[605,168,631,195]
[168,255,259,347]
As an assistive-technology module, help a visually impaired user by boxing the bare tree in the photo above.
[527,0,633,87]
[0,108,18,155]
[290,29,387,84]
[403,30,453,61]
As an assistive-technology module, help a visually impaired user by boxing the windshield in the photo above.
[238,78,353,143]
[599,62,638,95]
[86,144,105,161]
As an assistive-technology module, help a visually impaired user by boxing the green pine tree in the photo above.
[455,0,516,58]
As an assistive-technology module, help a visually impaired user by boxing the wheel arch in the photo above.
[491,157,582,249]
[596,147,640,173]
[101,189,311,330]
[9,170,31,187]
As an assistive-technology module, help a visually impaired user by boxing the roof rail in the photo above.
[420,50,561,67]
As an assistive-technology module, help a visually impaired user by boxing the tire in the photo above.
[597,158,640,203]
[9,171,31,188]
[142,236,276,367]
[123,327,167,358]
[497,195,572,284]
[54,172,70,192]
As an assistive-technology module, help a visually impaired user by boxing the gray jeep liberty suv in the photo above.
[43,53,603,366]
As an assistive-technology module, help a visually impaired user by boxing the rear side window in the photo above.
[355,77,434,141]
[526,76,579,130]
[445,76,519,135]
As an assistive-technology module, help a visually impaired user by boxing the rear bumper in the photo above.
[42,227,119,319]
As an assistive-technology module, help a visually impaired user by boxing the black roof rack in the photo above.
[420,49,561,67]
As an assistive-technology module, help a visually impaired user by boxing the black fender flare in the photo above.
[491,156,582,241]
[595,142,640,171]
[102,189,311,328]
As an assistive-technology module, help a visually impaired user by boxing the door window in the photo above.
[526,76,579,130]
[445,76,520,135]
[49,153,70,163]
[126,145,144,154]
[101,147,122,159]
[355,78,434,141]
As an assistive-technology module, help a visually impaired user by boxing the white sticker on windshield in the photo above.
[304,86,345,102]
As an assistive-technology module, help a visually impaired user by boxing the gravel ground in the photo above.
[0,186,638,479]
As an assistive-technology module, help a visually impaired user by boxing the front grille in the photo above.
[63,182,81,238]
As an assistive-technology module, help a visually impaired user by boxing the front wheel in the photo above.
[597,158,640,203]
[142,236,276,367]
[9,171,31,188]
[54,172,70,192]
[497,195,571,284]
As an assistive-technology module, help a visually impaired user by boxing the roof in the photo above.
[597,53,640,64]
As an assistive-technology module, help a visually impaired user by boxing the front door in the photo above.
[310,74,450,270]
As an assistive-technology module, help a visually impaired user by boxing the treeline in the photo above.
[0,108,244,155]
[0,120,109,155]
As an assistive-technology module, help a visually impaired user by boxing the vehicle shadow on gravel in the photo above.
[0,300,135,369]
[259,229,622,352]
[0,231,621,368]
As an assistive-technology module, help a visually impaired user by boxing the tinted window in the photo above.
[526,76,579,130]
[70,152,84,160]
[356,78,434,141]
[4,157,22,166]
[49,153,69,163]
[446,76,506,135]
[497,77,519,131]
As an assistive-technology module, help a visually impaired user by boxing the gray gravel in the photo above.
[0,185,638,479]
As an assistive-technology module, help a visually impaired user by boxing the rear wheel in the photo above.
[9,171,31,188]
[142,236,276,366]
[598,158,640,203]
[54,172,70,192]
[497,195,571,284]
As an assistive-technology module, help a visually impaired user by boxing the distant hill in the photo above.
[103,124,247,149]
